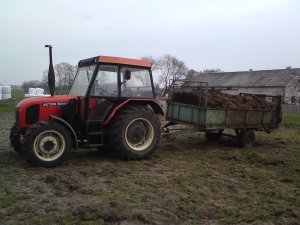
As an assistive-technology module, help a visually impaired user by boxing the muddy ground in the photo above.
[0,112,299,225]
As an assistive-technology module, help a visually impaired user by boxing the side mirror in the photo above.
[125,70,131,80]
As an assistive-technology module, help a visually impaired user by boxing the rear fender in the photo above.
[50,116,78,149]
[104,99,164,125]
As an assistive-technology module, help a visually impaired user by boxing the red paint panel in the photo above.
[104,98,160,125]
[17,95,77,128]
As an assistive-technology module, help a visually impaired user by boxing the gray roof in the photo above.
[193,68,300,87]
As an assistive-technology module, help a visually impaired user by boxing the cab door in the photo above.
[86,65,119,120]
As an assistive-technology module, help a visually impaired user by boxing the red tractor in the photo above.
[10,46,163,167]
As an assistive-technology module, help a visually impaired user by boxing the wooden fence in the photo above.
[282,104,300,114]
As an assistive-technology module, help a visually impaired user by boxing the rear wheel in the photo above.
[10,123,22,154]
[237,130,255,147]
[108,105,161,159]
[22,121,72,167]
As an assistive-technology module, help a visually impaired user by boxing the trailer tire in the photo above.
[10,123,22,154]
[22,121,72,167]
[238,130,255,147]
[205,130,223,142]
[108,105,161,159]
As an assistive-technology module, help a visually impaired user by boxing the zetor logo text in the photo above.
[42,102,68,107]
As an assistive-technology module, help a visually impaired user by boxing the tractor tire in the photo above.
[237,130,255,148]
[22,121,72,167]
[10,123,22,154]
[108,105,161,160]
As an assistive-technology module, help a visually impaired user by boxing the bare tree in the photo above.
[154,55,188,96]
[140,56,158,71]
[21,80,41,92]
[40,70,50,93]
[55,62,76,94]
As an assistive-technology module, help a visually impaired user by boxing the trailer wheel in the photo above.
[108,105,161,159]
[10,123,22,154]
[205,130,223,142]
[22,121,72,167]
[238,130,255,147]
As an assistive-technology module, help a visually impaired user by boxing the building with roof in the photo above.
[191,68,300,104]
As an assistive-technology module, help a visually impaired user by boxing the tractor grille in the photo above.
[25,104,39,125]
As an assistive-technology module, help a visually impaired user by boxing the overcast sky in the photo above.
[1,0,300,85]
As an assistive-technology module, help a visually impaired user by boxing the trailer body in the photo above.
[163,81,282,146]
[166,102,281,130]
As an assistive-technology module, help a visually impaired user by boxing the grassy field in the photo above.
[282,114,300,124]
[11,90,25,99]
[0,111,299,225]
[0,90,24,112]
[0,102,15,113]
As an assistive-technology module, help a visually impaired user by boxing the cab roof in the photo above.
[99,56,151,68]
[78,55,152,68]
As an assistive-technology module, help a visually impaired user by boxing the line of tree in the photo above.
[22,62,77,94]
[21,55,222,96]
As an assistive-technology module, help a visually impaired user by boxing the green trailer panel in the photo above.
[246,111,263,125]
[168,103,206,125]
[166,101,280,130]
[227,111,245,126]
[206,110,226,127]
[263,111,278,125]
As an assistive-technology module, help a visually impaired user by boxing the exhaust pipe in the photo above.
[45,45,55,96]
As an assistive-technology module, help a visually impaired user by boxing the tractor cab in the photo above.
[70,56,155,98]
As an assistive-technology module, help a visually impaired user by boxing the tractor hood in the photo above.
[17,95,78,109]
[16,95,79,129]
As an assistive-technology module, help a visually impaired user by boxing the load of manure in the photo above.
[171,92,277,110]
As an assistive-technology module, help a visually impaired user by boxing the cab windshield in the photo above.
[69,65,96,96]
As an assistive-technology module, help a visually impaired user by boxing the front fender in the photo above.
[104,99,164,125]
[49,116,78,149]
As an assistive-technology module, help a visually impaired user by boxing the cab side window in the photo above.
[91,65,118,97]
[120,67,153,98]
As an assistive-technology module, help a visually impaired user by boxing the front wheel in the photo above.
[22,121,72,167]
[10,123,22,154]
[108,105,161,159]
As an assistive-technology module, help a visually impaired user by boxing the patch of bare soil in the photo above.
[0,113,14,152]
[172,92,277,110]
